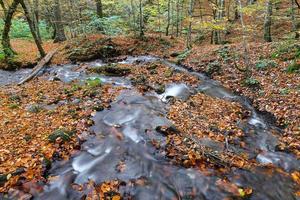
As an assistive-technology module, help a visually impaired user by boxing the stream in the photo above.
[1,56,299,200]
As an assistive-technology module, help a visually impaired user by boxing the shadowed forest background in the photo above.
[0,0,299,199]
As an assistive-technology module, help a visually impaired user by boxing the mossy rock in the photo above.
[67,38,120,62]
[155,84,165,94]
[0,58,22,70]
[48,129,73,143]
[131,75,147,85]
[89,64,131,76]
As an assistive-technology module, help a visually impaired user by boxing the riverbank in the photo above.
[0,35,299,199]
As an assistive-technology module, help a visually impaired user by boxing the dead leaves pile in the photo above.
[166,93,252,169]
[184,42,300,158]
[0,79,122,192]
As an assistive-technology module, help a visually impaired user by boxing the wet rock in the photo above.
[156,126,180,136]
[154,84,165,94]
[161,84,192,102]
[7,188,32,200]
[256,151,300,172]
[42,157,52,178]
[170,52,181,57]
[0,168,25,186]
[131,75,147,85]
[89,64,131,76]
[164,68,174,78]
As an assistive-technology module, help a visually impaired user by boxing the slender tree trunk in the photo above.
[166,0,171,36]
[237,0,251,76]
[95,0,103,18]
[139,0,144,38]
[2,0,19,59]
[131,0,137,34]
[0,0,7,16]
[176,0,180,37]
[186,0,194,49]
[157,0,162,37]
[53,0,66,42]
[213,0,225,44]
[263,0,272,42]
[19,0,46,57]
[291,0,299,39]
[32,0,41,42]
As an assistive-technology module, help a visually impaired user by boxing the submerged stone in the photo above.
[89,64,131,76]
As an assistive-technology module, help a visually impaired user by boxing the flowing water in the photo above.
[1,56,299,200]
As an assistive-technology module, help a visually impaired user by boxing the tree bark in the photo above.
[2,0,19,59]
[213,0,225,44]
[53,0,66,43]
[186,0,194,49]
[237,0,251,76]
[263,0,272,42]
[139,0,144,38]
[0,0,7,16]
[19,0,46,57]
[33,0,42,42]
[291,0,299,39]
[166,0,171,36]
[95,0,103,18]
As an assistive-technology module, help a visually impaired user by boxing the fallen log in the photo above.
[18,49,57,85]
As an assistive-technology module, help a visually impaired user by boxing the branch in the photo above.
[295,0,300,9]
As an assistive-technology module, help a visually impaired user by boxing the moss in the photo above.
[48,129,73,143]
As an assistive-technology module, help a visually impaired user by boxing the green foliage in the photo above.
[8,103,19,109]
[279,88,290,95]
[255,59,277,70]
[206,61,221,76]
[86,77,102,87]
[286,61,300,73]
[87,14,126,35]
[217,46,231,62]
[0,19,52,40]
[176,50,191,63]
[243,77,260,88]
[271,40,300,60]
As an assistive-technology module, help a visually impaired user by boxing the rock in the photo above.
[155,84,165,94]
[89,64,131,76]
[8,188,32,200]
[156,126,180,136]
[170,52,181,57]
[67,38,120,62]
[26,104,42,113]
[48,129,72,143]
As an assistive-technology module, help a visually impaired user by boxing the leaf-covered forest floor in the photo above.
[0,34,299,198]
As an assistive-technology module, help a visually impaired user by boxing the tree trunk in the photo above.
[33,0,42,43]
[157,0,162,37]
[237,0,251,76]
[19,0,46,57]
[263,0,272,42]
[2,0,19,59]
[95,0,103,18]
[213,0,225,44]
[291,0,299,39]
[0,0,7,16]
[53,0,66,43]
[166,0,171,36]
[131,0,137,34]
[186,0,194,49]
[176,0,180,37]
[139,0,144,38]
